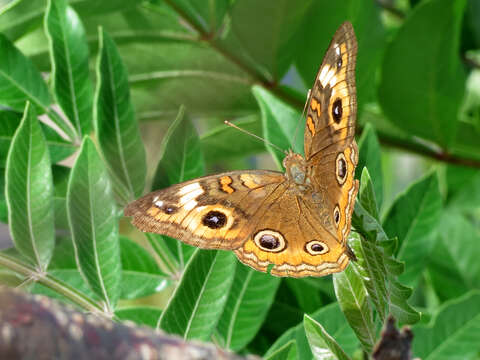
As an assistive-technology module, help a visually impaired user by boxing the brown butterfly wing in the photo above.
[304,21,359,247]
[304,21,357,160]
[124,170,286,250]
[234,190,349,277]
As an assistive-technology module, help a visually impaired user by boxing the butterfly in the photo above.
[125,21,358,277]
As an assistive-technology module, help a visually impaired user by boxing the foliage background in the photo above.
[1,0,480,359]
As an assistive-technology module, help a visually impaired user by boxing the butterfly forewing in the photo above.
[304,21,357,161]
[125,170,286,249]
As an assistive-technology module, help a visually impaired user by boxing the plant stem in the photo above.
[0,252,103,314]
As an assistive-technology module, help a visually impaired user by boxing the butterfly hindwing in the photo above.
[234,189,350,277]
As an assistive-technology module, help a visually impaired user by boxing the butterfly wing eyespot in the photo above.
[202,210,228,229]
[305,240,329,255]
[253,230,287,253]
[335,152,348,185]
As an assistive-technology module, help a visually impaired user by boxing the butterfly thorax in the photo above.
[283,150,312,192]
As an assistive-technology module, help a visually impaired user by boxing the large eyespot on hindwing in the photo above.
[305,240,329,255]
[333,205,341,228]
[335,152,347,185]
[253,230,287,253]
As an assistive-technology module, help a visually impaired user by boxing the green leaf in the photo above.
[266,303,358,360]
[119,236,169,300]
[95,28,146,201]
[0,0,144,41]
[383,172,443,286]
[428,212,480,300]
[304,314,351,360]
[151,106,204,268]
[0,168,7,223]
[165,0,232,34]
[216,264,281,351]
[378,0,466,147]
[5,103,54,271]
[152,106,205,190]
[52,165,70,229]
[0,34,74,140]
[31,268,96,303]
[0,109,76,167]
[445,164,480,212]
[352,203,420,324]
[351,207,389,322]
[159,249,236,341]
[115,306,163,328]
[45,0,94,137]
[358,168,379,220]
[264,340,298,360]
[49,235,169,301]
[0,34,51,113]
[219,0,312,80]
[357,123,383,209]
[333,265,375,353]
[285,278,324,314]
[252,85,302,168]
[413,291,480,360]
[67,137,121,311]
[200,114,264,163]
[48,236,76,269]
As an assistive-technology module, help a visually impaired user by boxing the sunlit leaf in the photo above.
[67,137,121,311]
[217,264,281,351]
[159,249,236,341]
[5,103,54,271]
[333,265,375,353]
[95,28,146,202]
[45,0,94,136]
[304,314,351,360]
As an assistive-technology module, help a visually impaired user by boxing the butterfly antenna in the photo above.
[224,120,287,155]
[292,89,311,149]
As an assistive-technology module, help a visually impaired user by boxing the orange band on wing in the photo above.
[220,176,235,194]
[306,116,315,136]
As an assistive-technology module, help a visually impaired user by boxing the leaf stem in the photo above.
[0,252,103,314]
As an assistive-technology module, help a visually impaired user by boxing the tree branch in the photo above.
[0,287,260,360]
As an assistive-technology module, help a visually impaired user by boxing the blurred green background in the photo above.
[1,0,480,358]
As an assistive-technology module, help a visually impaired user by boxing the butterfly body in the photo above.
[125,22,359,277]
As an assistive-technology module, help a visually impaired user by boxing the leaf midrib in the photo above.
[225,269,253,349]
[425,312,480,360]
[184,252,219,339]
[103,36,135,198]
